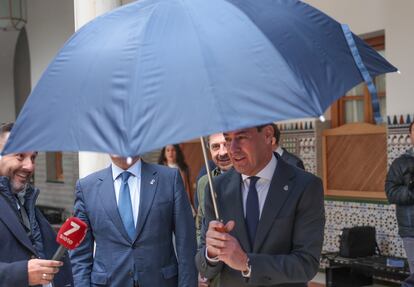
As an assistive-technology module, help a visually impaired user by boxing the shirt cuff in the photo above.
[241,256,252,278]
[205,246,220,264]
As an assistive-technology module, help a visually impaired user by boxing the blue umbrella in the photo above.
[3,0,396,157]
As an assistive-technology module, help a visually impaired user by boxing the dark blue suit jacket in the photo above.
[70,162,197,287]
[0,178,73,287]
[196,158,325,287]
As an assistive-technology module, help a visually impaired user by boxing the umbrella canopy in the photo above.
[3,0,396,157]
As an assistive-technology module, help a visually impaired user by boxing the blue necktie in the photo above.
[118,171,135,240]
[246,176,260,246]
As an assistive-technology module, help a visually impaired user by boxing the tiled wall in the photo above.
[279,115,413,257]
[279,119,330,177]
[324,200,404,256]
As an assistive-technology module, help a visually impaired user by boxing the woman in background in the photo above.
[158,144,193,210]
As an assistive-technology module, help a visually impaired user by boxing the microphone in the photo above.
[52,217,88,260]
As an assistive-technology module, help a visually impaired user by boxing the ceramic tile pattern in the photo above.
[279,116,413,257]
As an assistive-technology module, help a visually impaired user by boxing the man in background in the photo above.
[271,123,305,170]
[194,160,216,209]
[196,133,233,243]
[386,121,414,273]
[196,133,232,287]
[0,122,73,287]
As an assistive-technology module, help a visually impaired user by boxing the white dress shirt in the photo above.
[111,159,142,227]
[241,154,277,218]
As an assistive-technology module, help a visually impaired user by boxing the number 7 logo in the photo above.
[63,221,80,236]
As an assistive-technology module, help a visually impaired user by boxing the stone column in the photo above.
[74,0,121,177]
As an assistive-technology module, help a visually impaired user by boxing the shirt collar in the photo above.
[241,154,277,182]
[275,146,284,156]
[111,158,142,181]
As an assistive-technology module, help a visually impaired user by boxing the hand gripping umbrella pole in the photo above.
[200,136,220,220]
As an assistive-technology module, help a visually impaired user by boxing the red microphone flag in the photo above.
[56,217,88,250]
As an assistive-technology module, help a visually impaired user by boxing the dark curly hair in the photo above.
[158,144,189,172]
[0,122,14,136]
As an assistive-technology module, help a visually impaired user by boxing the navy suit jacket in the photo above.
[196,158,325,287]
[70,162,197,287]
[0,180,73,287]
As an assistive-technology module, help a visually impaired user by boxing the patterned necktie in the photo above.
[118,171,135,240]
[246,176,260,246]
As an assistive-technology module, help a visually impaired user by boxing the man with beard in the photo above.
[196,133,232,287]
[0,122,73,287]
[195,133,233,243]
[196,124,324,287]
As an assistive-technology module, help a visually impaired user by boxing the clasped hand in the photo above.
[206,220,248,272]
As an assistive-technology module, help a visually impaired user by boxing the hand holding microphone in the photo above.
[29,217,87,285]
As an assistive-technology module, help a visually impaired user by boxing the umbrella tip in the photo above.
[319,115,326,122]
[126,157,132,165]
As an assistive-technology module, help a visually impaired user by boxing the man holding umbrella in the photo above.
[196,124,325,286]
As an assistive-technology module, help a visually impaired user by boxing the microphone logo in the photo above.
[56,217,88,250]
[63,221,80,236]
[59,233,73,245]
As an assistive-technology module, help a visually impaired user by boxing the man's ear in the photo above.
[263,125,274,144]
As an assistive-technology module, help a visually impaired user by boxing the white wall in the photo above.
[304,0,414,117]
[26,0,75,86]
[0,31,18,122]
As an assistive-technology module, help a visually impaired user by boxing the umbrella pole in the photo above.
[200,136,220,220]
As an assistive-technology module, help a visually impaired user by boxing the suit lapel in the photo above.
[253,159,295,252]
[98,167,131,242]
[0,194,37,255]
[223,170,251,252]
[135,162,158,241]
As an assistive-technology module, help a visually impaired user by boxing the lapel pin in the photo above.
[283,185,289,191]
[150,179,155,185]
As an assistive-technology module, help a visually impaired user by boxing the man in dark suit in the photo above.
[70,155,197,287]
[271,123,305,170]
[0,122,73,287]
[195,124,325,287]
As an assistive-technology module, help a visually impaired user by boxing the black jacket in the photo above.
[281,148,305,170]
[385,149,414,237]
